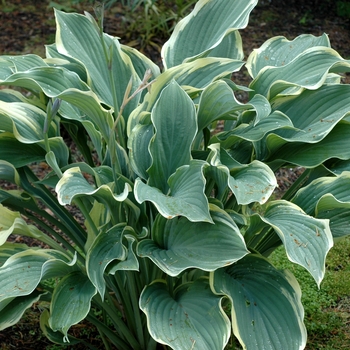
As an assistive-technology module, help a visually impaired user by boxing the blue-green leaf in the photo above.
[56,167,130,206]
[0,290,46,330]
[0,249,76,302]
[211,254,306,350]
[261,200,333,286]
[246,33,330,78]
[162,0,258,68]
[137,206,248,276]
[49,271,96,341]
[140,279,230,350]
[135,160,212,223]
[86,224,127,299]
[147,80,197,193]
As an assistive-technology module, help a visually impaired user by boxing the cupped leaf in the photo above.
[0,101,56,142]
[250,46,350,99]
[147,80,197,193]
[55,10,141,119]
[291,172,350,239]
[56,167,130,206]
[86,224,127,299]
[0,204,63,251]
[0,249,76,302]
[229,161,277,205]
[128,57,244,132]
[0,160,20,185]
[211,254,306,350]
[140,279,231,350]
[207,145,277,204]
[162,0,258,68]
[260,200,333,286]
[208,29,244,61]
[316,194,350,239]
[197,81,271,132]
[0,290,46,330]
[0,66,90,96]
[40,309,80,345]
[56,89,114,141]
[128,113,153,179]
[49,271,96,342]
[135,160,212,223]
[246,33,330,78]
[137,206,248,276]
[268,122,350,167]
[263,84,350,162]
[292,171,350,215]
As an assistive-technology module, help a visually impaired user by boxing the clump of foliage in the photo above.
[1,1,350,349]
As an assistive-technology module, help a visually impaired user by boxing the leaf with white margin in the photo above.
[260,200,333,286]
[127,57,244,134]
[147,80,197,193]
[162,0,258,69]
[207,29,244,61]
[0,101,56,142]
[269,85,350,144]
[316,194,350,239]
[55,10,141,118]
[0,290,46,330]
[40,309,80,345]
[246,33,330,78]
[250,46,350,99]
[140,279,230,350]
[0,204,64,251]
[197,80,271,131]
[0,249,76,302]
[137,205,248,276]
[211,254,306,350]
[56,89,114,141]
[135,160,212,223]
[291,172,350,239]
[86,224,127,299]
[0,243,30,266]
[56,167,130,206]
[128,113,154,180]
[207,144,277,205]
[291,171,350,215]
[0,160,20,185]
[49,271,96,342]
[269,122,350,167]
[0,54,47,74]
[0,66,90,96]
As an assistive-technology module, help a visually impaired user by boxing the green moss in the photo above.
[269,236,350,349]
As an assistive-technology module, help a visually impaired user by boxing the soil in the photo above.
[0,0,350,349]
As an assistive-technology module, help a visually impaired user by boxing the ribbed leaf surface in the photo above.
[211,254,306,350]
[137,206,248,276]
[140,279,230,350]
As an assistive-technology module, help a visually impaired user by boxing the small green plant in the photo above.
[114,0,196,51]
[1,1,350,349]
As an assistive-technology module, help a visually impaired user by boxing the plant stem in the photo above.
[94,292,142,350]
[126,271,145,348]
[19,167,87,251]
[86,312,132,350]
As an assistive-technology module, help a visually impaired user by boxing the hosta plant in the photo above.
[1,0,350,349]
